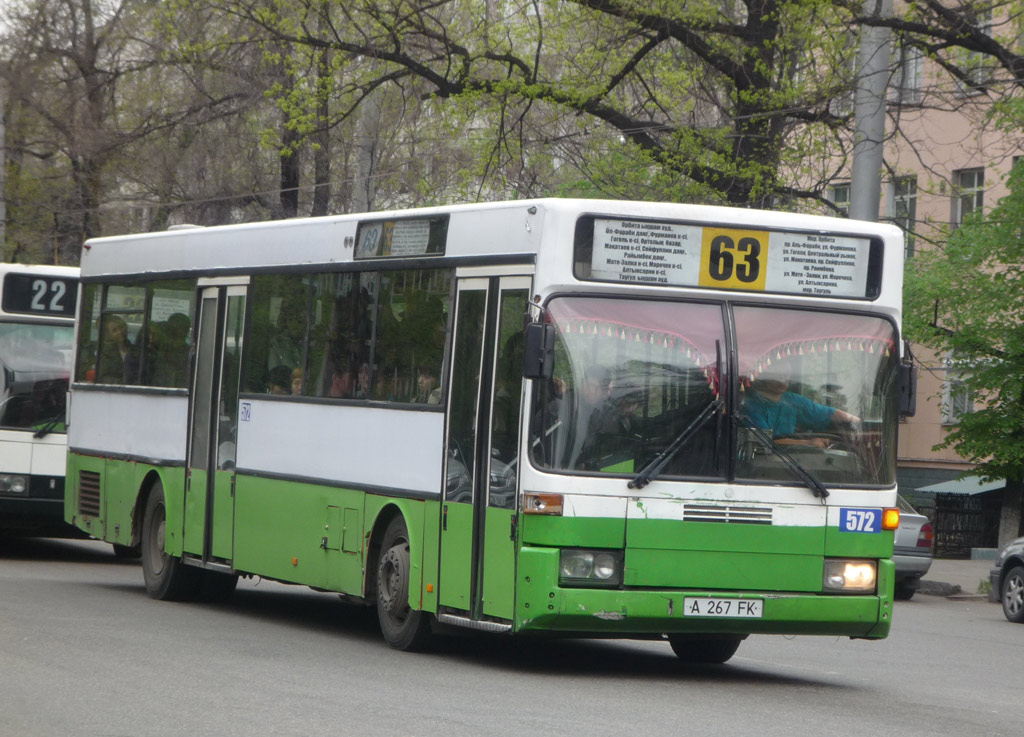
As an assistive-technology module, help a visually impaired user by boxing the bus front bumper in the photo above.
[514,547,894,639]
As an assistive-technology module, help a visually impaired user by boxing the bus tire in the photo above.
[141,482,200,601]
[376,516,431,651]
[668,634,743,664]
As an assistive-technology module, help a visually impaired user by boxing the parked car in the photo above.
[989,535,1024,623]
[892,495,934,600]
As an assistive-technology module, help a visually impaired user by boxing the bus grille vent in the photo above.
[683,504,772,524]
[78,471,101,517]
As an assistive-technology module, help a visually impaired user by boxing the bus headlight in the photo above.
[559,549,622,587]
[0,474,29,495]
[823,559,876,593]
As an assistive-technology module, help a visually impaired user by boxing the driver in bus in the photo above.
[743,364,859,448]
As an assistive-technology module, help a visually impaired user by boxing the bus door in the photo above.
[183,281,247,566]
[439,274,530,623]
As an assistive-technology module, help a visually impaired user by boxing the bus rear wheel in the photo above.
[668,634,743,664]
[376,516,431,651]
[141,482,200,601]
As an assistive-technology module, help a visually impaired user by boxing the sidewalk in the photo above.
[918,557,994,598]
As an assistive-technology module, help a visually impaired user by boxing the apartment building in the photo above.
[827,35,1021,553]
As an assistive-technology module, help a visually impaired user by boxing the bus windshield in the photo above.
[0,322,75,431]
[529,297,897,487]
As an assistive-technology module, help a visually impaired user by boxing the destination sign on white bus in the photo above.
[586,218,874,299]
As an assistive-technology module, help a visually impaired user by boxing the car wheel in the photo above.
[668,634,743,664]
[1001,565,1024,624]
[894,579,918,601]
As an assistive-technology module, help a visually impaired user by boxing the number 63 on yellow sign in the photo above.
[698,227,769,291]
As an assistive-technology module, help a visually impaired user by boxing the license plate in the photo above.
[683,597,763,618]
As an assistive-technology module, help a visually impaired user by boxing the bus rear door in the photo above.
[183,281,247,567]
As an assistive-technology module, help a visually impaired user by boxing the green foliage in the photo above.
[905,161,1024,482]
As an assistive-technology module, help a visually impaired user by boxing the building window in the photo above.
[829,182,850,216]
[892,175,917,258]
[829,36,858,117]
[890,41,923,105]
[957,9,993,94]
[942,353,973,425]
[953,168,984,226]
[943,375,973,425]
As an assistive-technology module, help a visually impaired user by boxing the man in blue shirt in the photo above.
[744,368,859,448]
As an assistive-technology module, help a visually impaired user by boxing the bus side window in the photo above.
[244,275,310,395]
[142,280,195,388]
[75,283,102,383]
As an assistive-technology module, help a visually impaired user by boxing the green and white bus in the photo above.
[65,199,912,662]
[0,263,79,536]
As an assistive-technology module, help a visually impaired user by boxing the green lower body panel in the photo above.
[515,547,893,639]
[624,550,824,591]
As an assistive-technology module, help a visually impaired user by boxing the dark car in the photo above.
[892,495,934,600]
[989,535,1024,623]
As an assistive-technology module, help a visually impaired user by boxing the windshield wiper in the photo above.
[629,398,723,490]
[33,409,65,439]
[737,417,830,500]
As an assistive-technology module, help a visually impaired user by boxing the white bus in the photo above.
[0,263,79,536]
[66,199,913,662]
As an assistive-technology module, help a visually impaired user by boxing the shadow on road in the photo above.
[137,581,839,686]
[14,540,853,687]
[0,536,136,565]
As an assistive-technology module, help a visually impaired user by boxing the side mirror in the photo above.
[522,323,555,380]
[898,363,917,417]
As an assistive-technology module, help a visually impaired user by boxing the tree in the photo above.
[196,0,866,208]
[904,158,1024,538]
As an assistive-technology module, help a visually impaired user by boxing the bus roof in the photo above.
[80,198,904,281]
[0,263,79,278]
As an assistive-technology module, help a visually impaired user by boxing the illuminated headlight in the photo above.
[0,474,29,495]
[559,549,622,587]
[823,559,877,593]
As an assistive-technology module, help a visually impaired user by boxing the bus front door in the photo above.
[182,283,247,567]
[439,275,530,623]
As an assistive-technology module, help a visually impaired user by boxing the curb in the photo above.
[918,580,991,600]
[918,580,960,597]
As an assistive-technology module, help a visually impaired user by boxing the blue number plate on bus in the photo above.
[839,508,882,533]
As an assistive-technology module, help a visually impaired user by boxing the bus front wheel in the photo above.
[668,634,743,664]
[141,482,200,601]
[376,516,431,651]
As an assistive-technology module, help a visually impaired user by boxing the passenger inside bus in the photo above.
[329,367,355,398]
[143,312,191,387]
[97,316,140,384]
[268,365,292,395]
[414,367,441,404]
[743,363,859,448]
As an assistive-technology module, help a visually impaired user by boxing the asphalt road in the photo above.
[1,537,1020,737]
